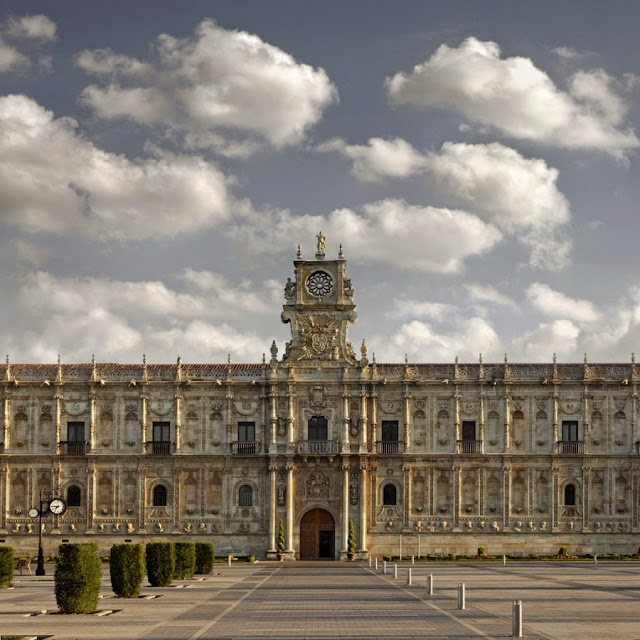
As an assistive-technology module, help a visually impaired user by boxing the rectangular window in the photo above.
[153,421,170,442]
[67,422,85,442]
[462,421,476,441]
[238,421,255,442]
[381,420,399,442]
[562,421,578,441]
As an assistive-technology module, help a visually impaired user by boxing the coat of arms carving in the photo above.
[309,387,327,409]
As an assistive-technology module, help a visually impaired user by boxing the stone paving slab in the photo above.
[1,561,640,639]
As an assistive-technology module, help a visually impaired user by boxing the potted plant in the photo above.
[277,519,286,560]
[347,519,355,560]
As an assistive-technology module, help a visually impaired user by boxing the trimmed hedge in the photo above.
[174,542,196,579]
[146,542,174,587]
[110,544,145,598]
[195,542,214,575]
[54,543,101,614]
[0,546,14,589]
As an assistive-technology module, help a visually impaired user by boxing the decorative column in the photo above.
[342,463,350,554]
[268,463,277,553]
[140,394,148,454]
[453,465,461,529]
[342,388,350,453]
[371,392,378,451]
[479,390,486,451]
[582,465,591,531]
[2,393,10,450]
[172,468,181,531]
[631,390,638,454]
[54,390,63,450]
[359,463,368,554]
[287,387,295,450]
[226,388,234,452]
[404,390,412,452]
[269,383,278,452]
[174,393,183,452]
[89,390,97,452]
[85,464,96,533]
[504,392,511,450]
[0,465,7,533]
[502,465,510,529]
[285,462,295,556]
[403,464,411,528]
[137,465,147,531]
[359,389,368,452]
[552,391,559,445]
[454,391,461,444]
[552,466,559,530]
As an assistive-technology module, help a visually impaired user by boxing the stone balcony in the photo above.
[145,441,173,455]
[231,441,260,455]
[59,441,89,455]
[457,440,483,454]
[556,440,586,454]
[297,440,339,455]
[374,440,404,455]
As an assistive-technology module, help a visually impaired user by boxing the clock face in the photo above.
[49,498,66,515]
[306,271,333,297]
[28,507,40,518]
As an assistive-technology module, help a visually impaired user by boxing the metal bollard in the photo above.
[407,568,412,585]
[458,583,465,610]
[368,557,372,567]
[383,560,387,574]
[503,554,506,565]
[427,573,433,595]
[411,554,415,565]
[375,558,378,571]
[393,563,398,579]
[594,554,598,565]
[512,600,523,637]
[228,555,232,567]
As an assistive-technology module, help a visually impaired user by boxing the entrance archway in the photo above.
[299,508,335,560]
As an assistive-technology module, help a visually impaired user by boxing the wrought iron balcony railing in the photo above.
[297,440,339,455]
[457,440,483,454]
[145,441,173,455]
[231,441,260,455]
[375,440,404,455]
[59,441,89,455]
[556,440,586,455]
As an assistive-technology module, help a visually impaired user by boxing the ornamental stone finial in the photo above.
[553,352,557,364]
[338,244,344,259]
[56,354,63,383]
[361,339,368,357]
[227,353,231,365]
[297,244,302,259]
[504,353,508,364]
[316,231,325,253]
[479,353,483,364]
[4,355,10,382]
[632,353,636,364]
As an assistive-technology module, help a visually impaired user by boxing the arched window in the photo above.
[383,484,397,506]
[239,485,253,507]
[153,484,167,507]
[564,483,576,506]
[67,485,81,507]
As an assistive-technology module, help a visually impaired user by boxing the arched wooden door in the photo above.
[299,508,335,560]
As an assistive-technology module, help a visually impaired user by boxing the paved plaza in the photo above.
[1,560,640,639]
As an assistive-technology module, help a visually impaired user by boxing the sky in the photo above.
[1,0,640,365]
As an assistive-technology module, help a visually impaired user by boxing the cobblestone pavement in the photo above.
[1,560,640,639]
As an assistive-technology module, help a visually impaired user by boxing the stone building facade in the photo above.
[1,238,640,558]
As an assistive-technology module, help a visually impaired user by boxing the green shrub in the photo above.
[347,519,356,555]
[110,544,145,598]
[146,542,175,587]
[277,519,286,555]
[559,546,568,556]
[54,543,101,614]
[195,542,214,574]
[248,555,256,563]
[174,542,196,580]
[0,547,14,589]
[477,546,487,557]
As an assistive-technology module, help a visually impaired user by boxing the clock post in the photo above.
[29,490,67,576]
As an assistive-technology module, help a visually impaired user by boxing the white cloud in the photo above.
[77,19,337,152]
[234,198,502,273]
[14,239,49,267]
[386,317,502,362]
[526,282,601,323]
[386,37,639,156]
[3,14,57,41]
[317,137,427,181]
[0,95,231,240]
[386,299,456,320]
[511,319,580,361]
[0,40,26,71]
[465,284,516,309]
[4,270,276,362]
[321,138,571,270]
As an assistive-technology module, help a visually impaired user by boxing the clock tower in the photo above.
[281,233,357,365]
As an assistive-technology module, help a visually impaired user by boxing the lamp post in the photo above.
[28,491,66,576]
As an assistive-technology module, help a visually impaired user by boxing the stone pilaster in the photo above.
[2,393,10,450]
[268,463,277,553]
[140,394,148,454]
[358,462,368,553]
[89,390,97,452]
[359,389,368,452]
[174,393,183,452]
[341,462,350,553]
[342,388,350,453]
[285,462,295,555]
[404,390,411,452]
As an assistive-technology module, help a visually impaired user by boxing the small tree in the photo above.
[477,546,487,557]
[195,542,214,574]
[110,544,145,598]
[54,543,101,614]
[174,542,196,579]
[0,546,14,589]
[146,542,175,587]
[277,519,286,558]
[558,546,569,557]
[347,519,356,557]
